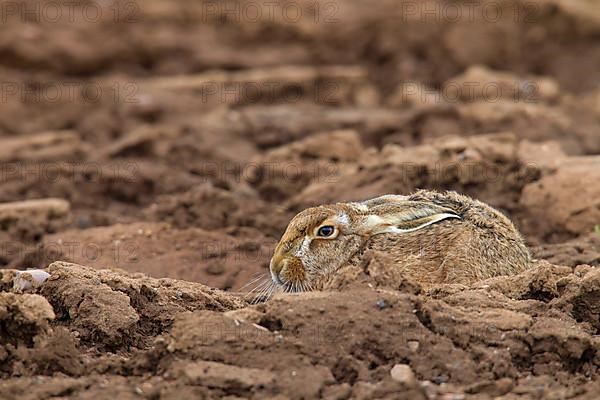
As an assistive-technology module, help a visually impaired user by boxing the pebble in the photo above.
[408,340,420,352]
[13,269,51,290]
[375,299,388,310]
[390,364,416,387]
[76,216,92,229]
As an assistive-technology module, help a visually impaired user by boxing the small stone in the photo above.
[408,340,420,352]
[76,216,92,229]
[375,299,388,310]
[13,270,51,291]
[390,364,416,387]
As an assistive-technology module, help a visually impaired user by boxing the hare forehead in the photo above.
[350,202,369,212]
[337,213,350,225]
[291,206,350,229]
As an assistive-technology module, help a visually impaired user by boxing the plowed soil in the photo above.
[1,1,600,399]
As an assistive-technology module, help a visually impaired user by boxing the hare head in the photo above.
[269,194,461,292]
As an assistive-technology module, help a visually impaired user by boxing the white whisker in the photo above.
[239,273,266,292]
[251,285,266,305]
[255,282,272,302]
[267,283,277,299]
[246,277,268,296]
[252,279,277,304]
[245,276,271,303]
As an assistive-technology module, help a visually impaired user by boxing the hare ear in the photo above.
[359,201,460,235]
[359,194,409,208]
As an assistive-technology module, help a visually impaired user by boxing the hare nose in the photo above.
[270,254,285,284]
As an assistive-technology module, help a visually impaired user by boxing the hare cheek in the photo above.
[297,236,324,268]
[295,236,312,258]
[280,257,306,284]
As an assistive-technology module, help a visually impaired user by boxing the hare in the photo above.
[268,190,530,292]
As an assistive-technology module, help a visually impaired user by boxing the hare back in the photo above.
[359,191,530,286]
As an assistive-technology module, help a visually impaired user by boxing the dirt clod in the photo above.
[1,0,600,397]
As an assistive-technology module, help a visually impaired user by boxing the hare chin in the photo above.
[269,281,311,295]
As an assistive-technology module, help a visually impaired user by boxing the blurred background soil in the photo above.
[0,0,599,398]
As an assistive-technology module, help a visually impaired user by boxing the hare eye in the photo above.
[316,225,335,237]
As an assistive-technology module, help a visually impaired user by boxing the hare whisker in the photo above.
[246,278,271,302]
[239,273,268,293]
[246,276,269,295]
[251,281,273,304]
[266,283,277,299]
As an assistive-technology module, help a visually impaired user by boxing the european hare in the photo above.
[268,190,530,292]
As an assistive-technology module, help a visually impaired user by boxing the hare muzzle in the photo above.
[270,253,306,287]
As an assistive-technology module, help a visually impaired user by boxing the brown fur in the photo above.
[270,190,531,291]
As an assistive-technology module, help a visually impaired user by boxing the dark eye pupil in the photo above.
[318,226,334,237]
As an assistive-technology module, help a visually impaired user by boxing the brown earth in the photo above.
[1,0,600,398]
